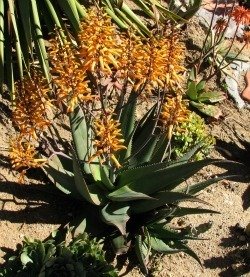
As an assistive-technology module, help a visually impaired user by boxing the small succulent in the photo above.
[173,112,215,160]
[0,230,117,277]
[186,75,226,118]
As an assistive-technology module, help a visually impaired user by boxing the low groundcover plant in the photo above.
[9,7,234,274]
[0,228,117,277]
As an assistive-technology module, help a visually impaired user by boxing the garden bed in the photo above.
[0,95,249,276]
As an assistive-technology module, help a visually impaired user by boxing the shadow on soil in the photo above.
[0,180,75,224]
[204,225,250,276]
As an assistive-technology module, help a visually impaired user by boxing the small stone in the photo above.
[239,235,246,242]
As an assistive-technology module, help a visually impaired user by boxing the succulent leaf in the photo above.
[135,235,148,275]
[101,203,130,235]
[170,207,220,217]
[150,237,183,253]
[130,191,209,214]
[108,185,154,201]
[72,150,104,205]
[43,155,80,198]
[118,159,218,194]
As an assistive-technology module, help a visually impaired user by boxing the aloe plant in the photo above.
[42,99,233,273]
[10,10,235,273]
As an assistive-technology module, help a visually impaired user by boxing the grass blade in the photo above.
[31,0,50,82]
[0,0,4,93]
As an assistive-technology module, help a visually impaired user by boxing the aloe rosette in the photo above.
[43,95,232,274]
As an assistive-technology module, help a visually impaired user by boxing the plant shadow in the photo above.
[204,225,250,276]
[0,180,79,225]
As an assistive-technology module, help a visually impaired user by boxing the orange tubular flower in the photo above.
[89,117,126,168]
[49,36,93,113]
[160,96,189,139]
[10,136,47,183]
[214,17,227,33]
[78,8,122,75]
[120,33,185,95]
[231,6,250,25]
[13,71,51,138]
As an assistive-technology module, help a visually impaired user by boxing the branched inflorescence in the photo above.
[161,96,189,139]
[49,35,93,113]
[78,8,122,75]
[10,70,51,182]
[13,71,51,138]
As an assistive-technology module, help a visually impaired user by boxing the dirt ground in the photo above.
[0,1,250,276]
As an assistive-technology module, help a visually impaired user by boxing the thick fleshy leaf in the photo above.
[57,0,80,31]
[72,151,103,205]
[170,207,220,217]
[150,237,184,253]
[117,159,217,195]
[198,91,226,103]
[108,185,154,201]
[117,92,137,161]
[131,104,157,159]
[151,134,170,163]
[8,0,23,82]
[177,142,204,162]
[43,155,80,199]
[135,235,148,275]
[178,0,202,20]
[31,0,50,82]
[70,105,92,174]
[131,135,160,166]
[130,191,209,214]
[184,175,237,195]
[190,101,222,119]
[187,81,198,101]
[101,203,130,235]
[149,224,203,240]
[99,164,115,191]
[70,108,102,184]
[196,80,206,91]
[112,235,130,255]
[18,0,32,51]
[120,2,150,35]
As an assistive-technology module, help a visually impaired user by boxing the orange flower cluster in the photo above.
[89,117,126,168]
[78,8,122,75]
[13,71,50,138]
[160,96,189,139]
[10,70,50,181]
[10,136,47,182]
[214,17,227,33]
[231,6,250,25]
[49,36,93,113]
[119,34,185,93]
